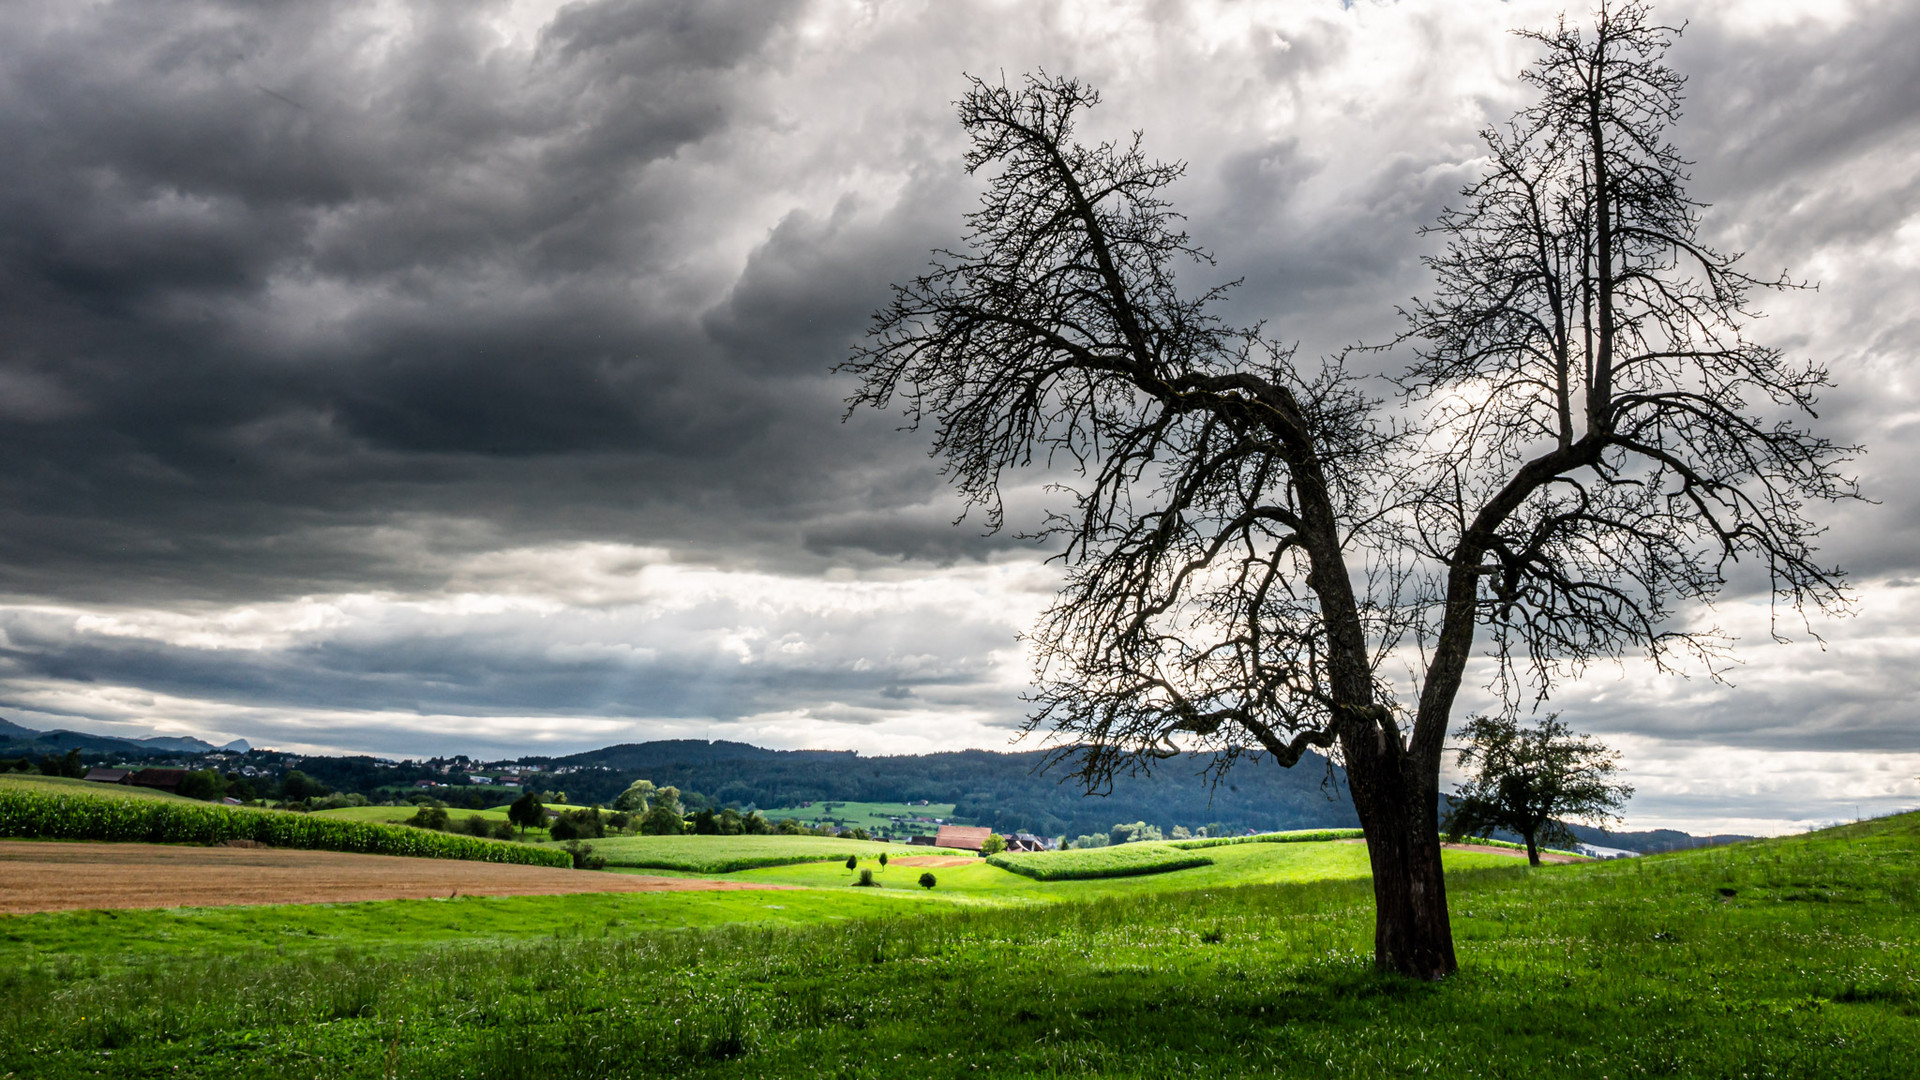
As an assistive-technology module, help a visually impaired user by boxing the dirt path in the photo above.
[0,841,794,914]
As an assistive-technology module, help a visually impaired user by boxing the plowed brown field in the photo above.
[0,841,793,913]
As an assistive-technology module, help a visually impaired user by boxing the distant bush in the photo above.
[405,805,451,831]
[562,840,606,870]
[549,807,607,842]
[980,833,1007,855]
[1108,821,1164,846]
[878,852,889,868]
[0,789,570,867]
[845,855,858,870]
[461,814,493,837]
[918,872,937,889]
[855,868,876,887]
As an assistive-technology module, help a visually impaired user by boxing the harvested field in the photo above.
[0,841,792,913]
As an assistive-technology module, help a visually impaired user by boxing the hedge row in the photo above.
[0,789,572,867]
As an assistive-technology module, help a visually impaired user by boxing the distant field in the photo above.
[583,834,964,873]
[0,773,201,803]
[989,841,1214,880]
[763,801,958,833]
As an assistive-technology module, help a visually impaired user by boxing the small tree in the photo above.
[639,804,684,836]
[918,872,937,890]
[613,780,656,813]
[507,791,545,839]
[878,852,889,868]
[1444,714,1632,865]
[980,833,1007,855]
[845,855,858,871]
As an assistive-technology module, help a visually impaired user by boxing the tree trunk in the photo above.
[1523,827,1540,867]
[1344,748,1458,980]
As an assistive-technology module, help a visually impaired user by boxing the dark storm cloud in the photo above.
[0,0,1001,605]
[0,0,1915,808]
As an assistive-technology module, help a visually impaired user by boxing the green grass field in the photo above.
[1,815,1914,1077]
[578,833,966,873]
[762,800,957,833]
[0,773,202,803]
[989,840,1214,879]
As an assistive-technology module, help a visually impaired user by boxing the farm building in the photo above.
[128,768,189,794]
[83,767,132,784]
[934,825,992,852]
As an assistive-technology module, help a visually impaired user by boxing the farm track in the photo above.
[0,841,794,913]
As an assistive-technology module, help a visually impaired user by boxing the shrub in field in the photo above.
[919,872,937,889]
[490,820,515,841]
[878,852,888,868]
[405,805,451,831]
[550,808,607,842]
[0,788,571,867]
[462,814,493,837]
[176,770,226,801]
[562,840,606,870]
[845,855,857,870]
[980,833,1007,855]
[855,868,876,887]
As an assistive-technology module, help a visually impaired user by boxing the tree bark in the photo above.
[1342,732,1458,979]
[1523,827,1541,867]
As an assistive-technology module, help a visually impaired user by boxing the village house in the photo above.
[82,767,133,785]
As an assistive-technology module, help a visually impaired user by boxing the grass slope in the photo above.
[0,774,202,803]
[1,816,1913,1077]
[582,833,963,873]
[763,800,958,832]
[989,841,1213,880]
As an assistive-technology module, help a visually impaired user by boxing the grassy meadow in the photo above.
[0,773,203,803]
[0,814,1914,1077]
[580,833,966,873]
[762,800,957,833]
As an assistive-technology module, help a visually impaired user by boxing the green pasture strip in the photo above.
[1440,834,1584,858]
[720,837,1512,898]
[312,806,513,824]
[1169,827,1365,849]
[0,788,570,867]
[763,800,958,831]
[988,841,1214,880]
[0,774,201,803]
[0,889,912,968]
[0,813,1913,1079]
[582,834,964,873]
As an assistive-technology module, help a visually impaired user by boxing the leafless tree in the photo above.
[842,2,1853,979]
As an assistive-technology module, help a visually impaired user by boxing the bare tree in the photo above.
[843,2,1852,980]
[1443,713,1631,865]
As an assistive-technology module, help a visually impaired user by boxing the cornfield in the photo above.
[0,789,571,867]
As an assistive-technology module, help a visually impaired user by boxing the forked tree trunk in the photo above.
[1344,749,1458,980]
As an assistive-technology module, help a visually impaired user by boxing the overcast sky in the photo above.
[1,0,1915,833]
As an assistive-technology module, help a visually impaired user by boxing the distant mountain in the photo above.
[0,718,239,758]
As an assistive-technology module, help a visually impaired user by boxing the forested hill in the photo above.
[543,740,1359,838]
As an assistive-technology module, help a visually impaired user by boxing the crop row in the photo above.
[0,790,572,867]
